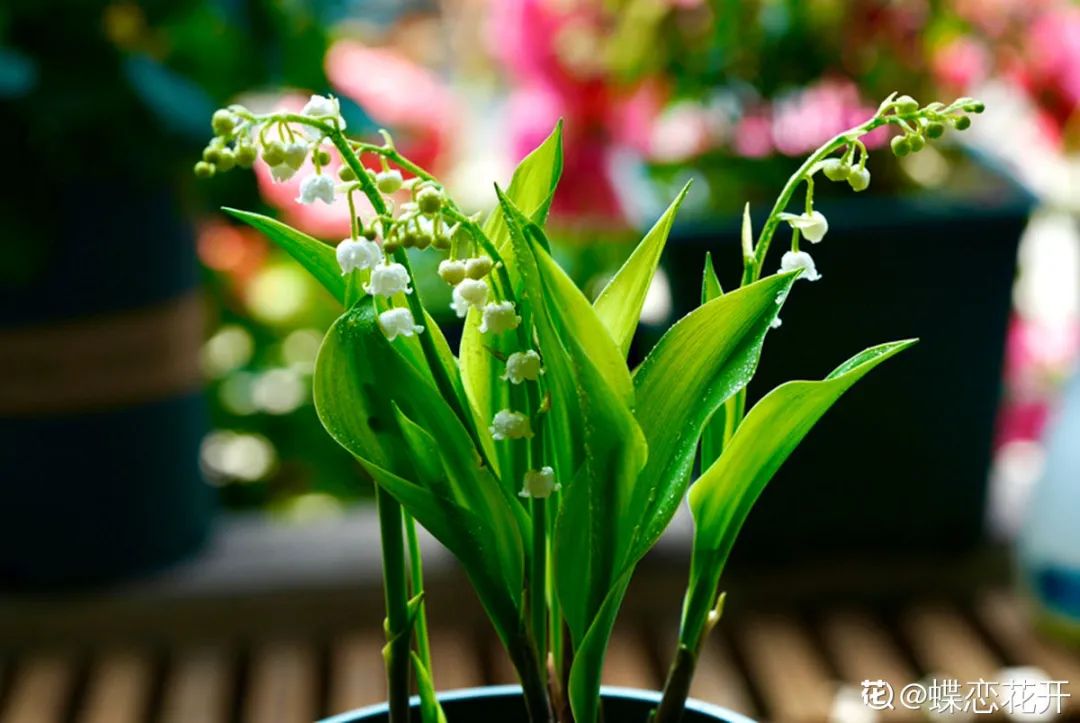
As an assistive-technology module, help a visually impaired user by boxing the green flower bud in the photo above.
[376,169,404,194]
[953,115,972,131]
[847,166,870,192]
[821,158,851,182]
[383,238,403,254]
[262,141,285,166]
[894,95,919,114]
[908,134,925,152]
[194,161,216,178]
[891,135,911,157]
[416,185,443,215]
[202,146,222,164]
[465,255,494,280]
[925,122,945,139]
[414,231,432,250]
[968,101,985,114]
[362,225,377,240]
[216,149,236,172]
[315,149,331,166]
[432,234,451,251]
[338,165,357,182]
[211,109,236,136]
[438,259,467,286]
[401,230,417,248]
[234,144,257,168]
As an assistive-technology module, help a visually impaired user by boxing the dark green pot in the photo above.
[321,686,753,722]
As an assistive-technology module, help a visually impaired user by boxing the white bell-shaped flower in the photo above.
[480,301,521,334]
[296,174,336,205]
[336,239,382,275]
[376,169,404,194]
[450,279,488,319]
[502,350,543,384]
[365,262,412,297]
[301,95,346,135]
[490,409,532,440]
[519,467,559,499]
[778,210,828,243]
[779,250,822,282]
[378,307,423,341]
[282,142,309,170]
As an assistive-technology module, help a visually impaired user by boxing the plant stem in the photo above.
[530,497,548,671]
[405,513,434,675]
[510,633,555,723]
[376,485,412,723]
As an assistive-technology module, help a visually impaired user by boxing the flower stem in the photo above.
[376,485,411,723]
[405,513,435,675]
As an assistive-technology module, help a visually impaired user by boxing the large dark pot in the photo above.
[321,685,753,723]
[0,180,212,587]
[661,161,1032,564]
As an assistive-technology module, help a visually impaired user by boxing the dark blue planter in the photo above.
[0,180,213,587]
[321,685,752,722]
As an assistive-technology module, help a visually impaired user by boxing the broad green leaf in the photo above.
[314,301,527,647]
[482,120,564,253]
[224,208,344,303]
[682,339,917,646]
[592,182,690,357]
[699,252,725,468]
[629,272,798,561]
[495,190,646,646]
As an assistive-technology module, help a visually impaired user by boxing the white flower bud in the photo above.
[465,255,494,279]
[438,259,467,286]
[770,317,783,329]
[378,307,424,341]
[301,94,346,136]
[365,262,413,297]
[282,142,309,170]
[336,238,383,275]
[821,158,850,182]
[779,250,822,282]
[376,169,404,194]
[502,350,543,384]
[270,163,298,182]
[296,174,336,205]
[778,210,828,243]
[847,166,870,192]
[479,301,521,334]
[519,467,559,499]
[490,409,532,440]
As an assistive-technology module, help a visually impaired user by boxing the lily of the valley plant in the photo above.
[199,91,982,723]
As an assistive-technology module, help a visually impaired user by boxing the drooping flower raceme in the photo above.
[336,238,383,275]
[490,410,532,440]
[780,250,822,281]
[502,350,543,384]
[779,210,829,243]
[378,307,424,341]
[297,174,336,205]
[519,467,559,499]
[366,263,413,297]
[480,301,521,334]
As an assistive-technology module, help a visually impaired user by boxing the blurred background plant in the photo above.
[4,0,1076,531]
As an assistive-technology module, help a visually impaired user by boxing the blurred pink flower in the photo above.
[770,80,885,157]
[733,114,773,158]
[933,36,991,91]
[326,40,459,171]
[1024,7,1080,115]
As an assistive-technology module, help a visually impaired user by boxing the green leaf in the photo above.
[494,190,646,647]
[629,272,798,561]
[483,121,564,253]
[224,208,344,303]
[593,181,691,357]
[699,252,725,469]
[682,339,917,646]
[313,301,527,647]
[566,570,633,723]
[411,652,448,723]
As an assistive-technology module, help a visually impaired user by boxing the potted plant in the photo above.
[196,91,983,721]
